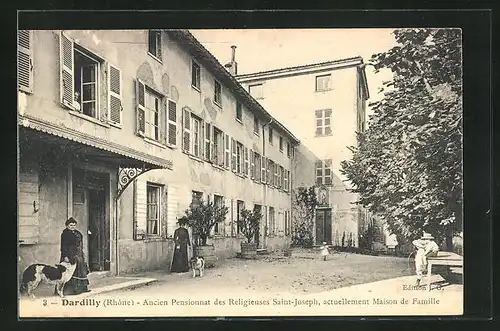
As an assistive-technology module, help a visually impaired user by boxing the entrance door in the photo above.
[72,168,110,272]
[315,208,332,245]
[253,205,262,248]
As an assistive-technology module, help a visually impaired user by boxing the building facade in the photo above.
[236,58,370,247]
[18,29,299,276]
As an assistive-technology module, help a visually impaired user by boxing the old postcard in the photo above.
[18,27,463,317]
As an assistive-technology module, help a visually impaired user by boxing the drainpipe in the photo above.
[261,118,273,247]
[114,197,119,276]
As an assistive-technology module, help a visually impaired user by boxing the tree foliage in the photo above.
[291,186,318,247]
[184,200,229,246]
[340,29,462,249]
[237,208,262,244]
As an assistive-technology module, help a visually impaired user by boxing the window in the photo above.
[284,210,291,236]
[287,142,291,158]
[236,102,242,122]
[316,74,331,92]
[279,136,284,152]
[18,30,33,93]
[225,134,230,169]
[192,60,200,89]
[267,159,274,186]
[316,159,333,185]
[251,151,262,182]
[148,30,162,61]
[214,80,222,106]
[204,123,212,161]
[146,184,161,235]
[315,109,333,136]
[143,88,161,141]
[236,142,243,174]
[213,127,224,167]
[236,200,245,234]
[192,115,202,157]
[269,206,275,235]
[191,191,203,207]
[249,83,263,99]
[254,115,259,135]
[279,166,284,189]
[213,195,224,234]
[269,127,273,145]
[59,32,124,125]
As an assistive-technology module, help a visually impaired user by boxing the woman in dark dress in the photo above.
[57,217,91,295]
[170,217,191,273]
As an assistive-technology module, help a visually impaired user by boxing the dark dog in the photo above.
[19,260,77,299]
[189,256,205,278]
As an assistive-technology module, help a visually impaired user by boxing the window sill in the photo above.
[211,163,226,171]
[142,136,167,149]
[315,88,333,93]
[192,85,201,93]
[109,121,122,129]
[236,118,243,125]
[69,110,110,128]
[144,236,166,243]
[188,154,205,163]
[148,52,163,64]
[315,133,333,138]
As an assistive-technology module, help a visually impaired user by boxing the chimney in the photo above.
[224,45,238,75]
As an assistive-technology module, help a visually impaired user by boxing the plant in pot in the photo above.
[237,207,262,259]
[184,199,228,268]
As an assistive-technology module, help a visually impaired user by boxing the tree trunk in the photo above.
[444,226,453,252]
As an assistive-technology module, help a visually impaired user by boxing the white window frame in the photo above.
[316,159,333,185]
[315,109,333,136]
[191,115,203,158]
[146,183,162,236]
[148,30,162,62]
[213,194,224,235]
[192,60,201,90]
[315,74,331,92]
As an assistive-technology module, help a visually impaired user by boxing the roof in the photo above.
[19,115,173,169]
[166,30,300,145]
[235,56,370,100]
[235,56,364,80]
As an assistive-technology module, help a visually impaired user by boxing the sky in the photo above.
[190,29,398,111]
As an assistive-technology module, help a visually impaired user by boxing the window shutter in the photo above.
[19,159,39,245]
[250,150,255,179]
[182,108,191,153]
[231,138,237,172]
[287,170,291,192]
[108,64,122,125]
[243,147,249,177]
[204,123,211,161]
[261,156,267,183]
[210,126,215,163]
[316,160,323,185]
[18,30,33,93]
[59,31,74,109]
[224,197,232,237]
[167,99,177,146]
[166,184,179,238]
[134,179,147,240]
[284,169,288,192]
[159,98,167,144]
[135,79,146,135]
[224,134,230,169]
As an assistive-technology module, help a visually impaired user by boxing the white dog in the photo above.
[189,256,205,278]
[19,260,77,299]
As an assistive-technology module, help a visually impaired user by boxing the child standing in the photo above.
[320,242,330,261]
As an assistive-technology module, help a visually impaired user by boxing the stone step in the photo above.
[256,249,269,255]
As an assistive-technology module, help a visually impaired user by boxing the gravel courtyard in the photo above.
[108,250,413,296]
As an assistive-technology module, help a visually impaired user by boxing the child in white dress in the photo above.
[320,242,330,261]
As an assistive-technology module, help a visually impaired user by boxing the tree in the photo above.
[291,186,318,247]
[184,200,229,246]
[237,208,262,244]
[340,28,462,250]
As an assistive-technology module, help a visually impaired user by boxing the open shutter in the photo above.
[19,158,39,245]
[59,31,74,109]
[167,99,177,146]
[260,156,267,184]
[250,150,255,179]
[210,126,215,163]
[231,138,237,172]
[134,179,147,240]
[204,123,211,161]
[18,30,33,93]
[243,147,249,177]
[224,134,230,169]
[159,98,167,144]
[284,169,288,192]
[182,108,191,153]
[166,184,179,238]
[108,64,123,125]
[136,79,146,135]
